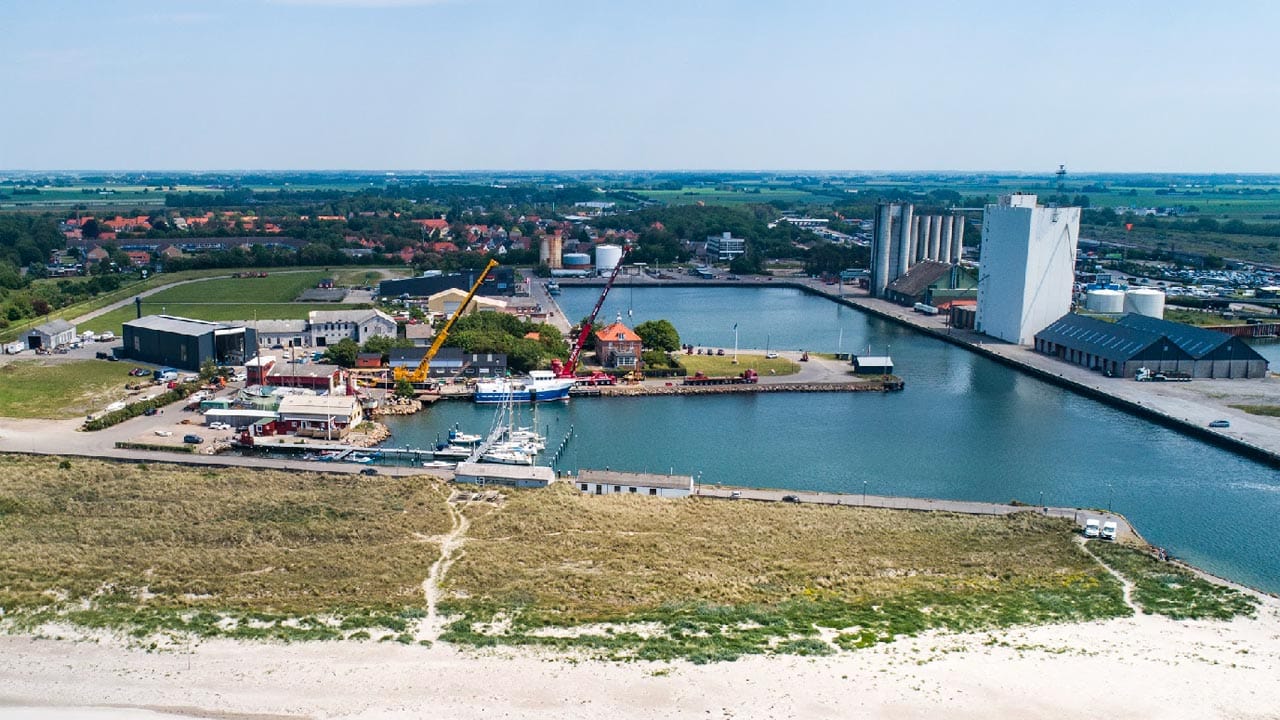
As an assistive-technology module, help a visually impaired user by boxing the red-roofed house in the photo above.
[594,318,642,369]
[414,218,451,236]
[86,246,109,264]
[125,251,151,266]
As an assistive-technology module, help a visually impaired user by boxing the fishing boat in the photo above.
[474,370,574,404]
[545,280,561,295]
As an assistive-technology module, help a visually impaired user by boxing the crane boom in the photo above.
[559,246,629,377]
[395,258,499,383]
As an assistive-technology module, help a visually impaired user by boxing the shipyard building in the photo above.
[121,315,257,370]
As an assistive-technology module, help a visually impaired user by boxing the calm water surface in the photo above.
[383,286,1280,593]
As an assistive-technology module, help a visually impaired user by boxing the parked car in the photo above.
[360,467,379,476]
[1208,419,1230,428]
[765,352,779,359]
[95,351,110,360]
[182,434,204,444]
[729,491,742,500]
[781,494,800,503]
[129,367,150,376]
[1084,518,1101,538]
[143,407,158,416]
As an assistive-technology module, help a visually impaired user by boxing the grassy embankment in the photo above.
[678,353,800,377]
[1229,404,1280,417]
[0,457,1256,659]
[1088,542,1257,620]
[0,457,452,643]
[81,271,371,335]
[0,361,140,419]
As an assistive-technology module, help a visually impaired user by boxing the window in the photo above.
[649,488,657,496]
[580,483,587,491]
[629,487,637,493]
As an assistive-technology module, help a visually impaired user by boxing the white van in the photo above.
[1084,518,1101,538]
[1100,521,1118,541]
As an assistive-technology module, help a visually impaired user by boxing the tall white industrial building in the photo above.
[975,194,1080,345]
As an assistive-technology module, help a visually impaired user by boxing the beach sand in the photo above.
[2,594,1279,720]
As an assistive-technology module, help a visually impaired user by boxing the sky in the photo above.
[1,0,1278,173]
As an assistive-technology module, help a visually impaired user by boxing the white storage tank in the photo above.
[1085,288,1125,314]
[562,252,591,271]
[595,244,623,275]
[1124,288,1166,318]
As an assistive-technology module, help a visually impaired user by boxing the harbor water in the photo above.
[382,285,1280,594]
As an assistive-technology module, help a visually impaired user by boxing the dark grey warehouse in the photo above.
[121,315,257,371]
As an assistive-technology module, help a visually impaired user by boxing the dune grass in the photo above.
[439,485,1130,661]
[0,456,452,640]
[0,360,137,419]
[1089,541,1257,620]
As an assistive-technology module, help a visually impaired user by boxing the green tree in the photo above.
[635,319,680,351]
[322,338,360,367]
[199,358,219,382]
[394,378,416,398]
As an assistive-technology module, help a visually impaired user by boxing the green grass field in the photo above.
[678,353,800,376]
[78,271,371,334]
[0,360,137,418]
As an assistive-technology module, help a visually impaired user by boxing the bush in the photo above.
[83,383,200,431]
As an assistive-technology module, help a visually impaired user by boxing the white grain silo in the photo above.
[1124,288,1166,318]
[1085,288,1125,314]
[595,244,624,275]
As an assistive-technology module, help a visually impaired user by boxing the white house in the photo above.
[307,309,397,347]
[276,394,363,438]
[454,462,555,488]
[240,319,308,348]
[575,469,694,498]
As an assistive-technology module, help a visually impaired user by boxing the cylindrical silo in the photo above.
[1124,288,1166,318]
[873,203,893,297]
[563,252,591,272]
[538,237,551,266]
[910,215,921,263]
[595,244,623,275]
[939,216,954,264]
[920,215,934,260]
[929,215,942,260]
[896,204,914,277]
[548,234,563,269]
[1086,289,1125,314]
[950,215,964,263]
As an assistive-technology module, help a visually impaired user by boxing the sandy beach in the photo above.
[2,593,1278,720]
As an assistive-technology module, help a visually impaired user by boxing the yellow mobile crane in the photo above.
[394,259,499,384]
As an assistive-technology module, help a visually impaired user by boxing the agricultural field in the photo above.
[0,360,138,419]
[80,271,372,334]
[0,457,452,641]
[678,352,800,377]
[637,186,827,206]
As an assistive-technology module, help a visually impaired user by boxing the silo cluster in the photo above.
[870,203,965,298]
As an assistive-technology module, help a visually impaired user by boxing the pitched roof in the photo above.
[32,319,76,336]
[1034,313,1186,364]
[594,321,640,343]
[125,314,237,336]
[308,309,396,325]
[886,261,952,299]
[1115,314,1232,359]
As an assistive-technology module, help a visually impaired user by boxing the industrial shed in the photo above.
[1034,313,1268,379]
[389,347,507,378]
[378,267,517,298]
[26,319,77,350]
[121,315,256,371]
[575,469,694,498]
[1116,314,1269,379]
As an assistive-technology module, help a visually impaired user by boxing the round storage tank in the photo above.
[595,244,623,275]
[562,252,591,270]
[1124,288,1165,318]
[1085,288,1125,314]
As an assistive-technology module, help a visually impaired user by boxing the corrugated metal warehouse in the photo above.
[1034,313,1268,379]
[121,315,257,371]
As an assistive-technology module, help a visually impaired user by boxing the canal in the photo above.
[383,285,1280,594]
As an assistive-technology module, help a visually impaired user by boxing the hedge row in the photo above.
[114,441,195,454]
[83,382,202,431]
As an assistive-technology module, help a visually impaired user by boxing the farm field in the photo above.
[0,360,138,419]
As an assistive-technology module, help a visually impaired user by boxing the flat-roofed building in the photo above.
[122,315,257,371]
[575,469,694,498]
[276,394,363,438]
[265,362,349,393]
[454,462,555,488]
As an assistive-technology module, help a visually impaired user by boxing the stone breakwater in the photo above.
[348,422,391,447]
[372,397,423,416]
[591,380,903,397]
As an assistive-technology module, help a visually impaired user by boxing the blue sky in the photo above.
[1,0,1276,172]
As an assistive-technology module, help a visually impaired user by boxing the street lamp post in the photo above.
[863,480,867,506]
[1107,483,1113,513]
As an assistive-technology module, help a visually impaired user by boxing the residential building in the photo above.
[976,195,1081,345]
[594,317,642,369]
[265,362,350,393]
[405,323,435,347]
[275,395,363,438]
[239,319,308,348]
[574,470,694,498]
[307,309,397,347]
[705,231,746,261]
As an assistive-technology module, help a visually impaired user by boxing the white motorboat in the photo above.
[481,446,535,466]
